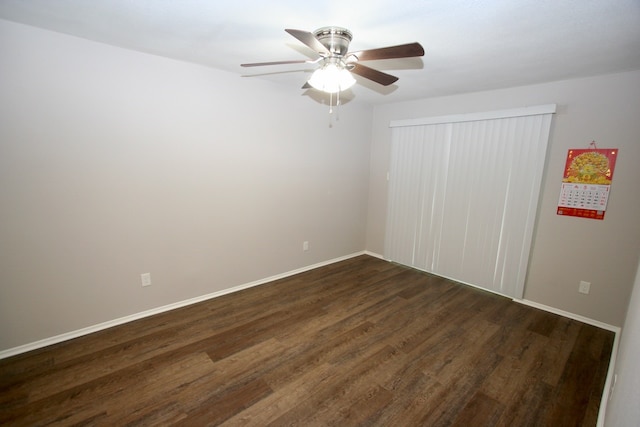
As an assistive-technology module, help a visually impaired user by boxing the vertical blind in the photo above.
[385,105,555,298]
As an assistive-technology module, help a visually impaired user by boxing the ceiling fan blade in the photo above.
[301,81,312,89]
[241,59,314,67]
[348,42,424,61]
[285,29,331,55]
[349,63,399,86]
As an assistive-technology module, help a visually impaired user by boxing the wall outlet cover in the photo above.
[141,273,152,287]
[579,280,590,294]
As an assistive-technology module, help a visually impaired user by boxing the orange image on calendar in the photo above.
[562,148,618,184]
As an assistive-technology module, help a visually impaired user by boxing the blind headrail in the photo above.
[389,104,557,128]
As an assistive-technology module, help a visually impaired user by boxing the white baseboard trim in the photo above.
[362,250,385,260]
[513,299,620,427]
[514,299,620,333]
[597,328,620,427]
[0,251,368,360]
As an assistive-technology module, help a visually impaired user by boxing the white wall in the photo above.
[366,70,640,326]
[0,20,373,351]
[605,258,640,426]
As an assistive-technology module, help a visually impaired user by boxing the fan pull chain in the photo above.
[327,90,342,127]
[328,92,333,127]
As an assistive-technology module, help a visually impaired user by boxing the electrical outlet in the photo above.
[579,280,590,294]
[303,241,309,251]
[141,273,152,287]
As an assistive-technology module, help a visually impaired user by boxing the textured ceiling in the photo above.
[1,0,640,105]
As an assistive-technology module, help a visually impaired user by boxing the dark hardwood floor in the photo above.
[0,255,614,426]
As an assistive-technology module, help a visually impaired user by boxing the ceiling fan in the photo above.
[241,27,425,94]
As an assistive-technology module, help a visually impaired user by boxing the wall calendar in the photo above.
[557,145,618,220]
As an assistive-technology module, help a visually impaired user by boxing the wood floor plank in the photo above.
[417,350,505,427]
[480,329,548,402]
[175,377,273,426]
[371,372,444,426]
[219,362,338,426]
[0,255,614,426]
[496,381,555,427]
[450,391,505,427]
[266,344,400,426]
[543,323,614,426]
[1,351,215,425]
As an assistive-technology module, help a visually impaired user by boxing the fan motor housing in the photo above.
[314,27,352,56]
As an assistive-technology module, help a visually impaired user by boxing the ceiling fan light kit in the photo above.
[307,27,356,93]
[241,26,424,120]
[308,60,356,93]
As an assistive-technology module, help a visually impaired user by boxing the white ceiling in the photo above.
[1,0,640,105]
